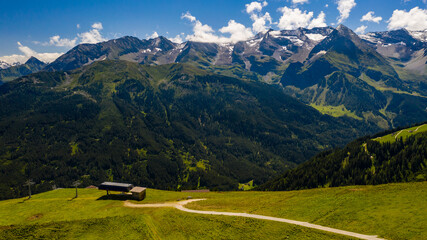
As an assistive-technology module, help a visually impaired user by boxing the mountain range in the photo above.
[0,24,426,198]
[0,57,45,84]
[3,25,425,128]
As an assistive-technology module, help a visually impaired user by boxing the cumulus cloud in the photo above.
[147,31,159,39]
[361,11,382,23]
[336,0,356,24]
[244,1,273,33]
[308,11,327,29]
[251,12,272,33]
[47,35,77,47]
[35,22,107,49]
[182,12,254,44]
[182,12,197,22]
[387,7,427,31]
[0,21,109,65]
[78,22,107,44]
[169,33,184,43]
[182,12,222,43]
[355,25,367,34]
[219,20,254,42]
[277,7,326,30]
[245,1,268,14]
[292,0,309,4]
[0,42,62,64]
[91,22,103,30]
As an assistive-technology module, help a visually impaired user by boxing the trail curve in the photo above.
[124,199,384,240]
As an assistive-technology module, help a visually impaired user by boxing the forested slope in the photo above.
[259,124,427,191]
[0,61,375,199]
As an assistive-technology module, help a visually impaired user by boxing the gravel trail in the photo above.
[124,199,385,240]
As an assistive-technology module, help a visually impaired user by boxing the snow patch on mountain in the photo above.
[359,33,380,44]
[409,30,427,42]
[0,61,11,69]
[305,33,326,42]
[0,60,22,69]
[247,38,262,47]
[283,36,304,46]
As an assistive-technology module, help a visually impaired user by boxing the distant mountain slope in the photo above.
[0,60,377,199]
[44,36,178,71]
[259,122,427,191]
[280,25,427,129]
[0,57,46,83]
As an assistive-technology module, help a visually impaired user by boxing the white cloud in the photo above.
[308,11,327,29]
[17,42,36,56]
[182,12,254,44]
[336,0,356,24]
[277,7,326,30]
[182,12,196,22]
[219,20,254,43]
[76,24,80,29]
[325,4,329,7]
[278,7,313,30]
[292,0,309,4]
[361,11,382,23]
[0,21,109,65]
[169,34,184,43]
[0,54,28,64]
[147,31,159,39]
[182,12,222,43]
[355,25,367,34]
[388,7,427,31]
[0,42,62,64]
[78,22,107,44]
[250,12,273,33]
[91,22,103,30]
[245,1,272,33]
[245,1,268,14]
[35,22,106,49]
[48,35,77,47]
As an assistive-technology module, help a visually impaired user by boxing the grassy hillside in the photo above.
[373,123,427,143]
[0,182,425,239]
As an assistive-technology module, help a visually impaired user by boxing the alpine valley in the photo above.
[0,25,426,199]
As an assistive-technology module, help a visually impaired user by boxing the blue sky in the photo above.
[0,0,426,64]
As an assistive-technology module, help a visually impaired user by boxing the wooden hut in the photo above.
[130,187,146,201]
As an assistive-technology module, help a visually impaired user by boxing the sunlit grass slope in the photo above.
[374,123,427,143]
[0,182,425,239]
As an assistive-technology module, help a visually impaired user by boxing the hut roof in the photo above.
[98,182,134,192]
[130,186,146,193]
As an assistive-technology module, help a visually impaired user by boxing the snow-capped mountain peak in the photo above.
[409,30,427,42]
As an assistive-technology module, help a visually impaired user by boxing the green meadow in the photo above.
[0,182,426,239]
[374,124,427,143]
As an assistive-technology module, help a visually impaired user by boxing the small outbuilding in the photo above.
[130,186,146,201]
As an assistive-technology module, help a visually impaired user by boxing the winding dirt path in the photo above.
[124,199,384,240]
